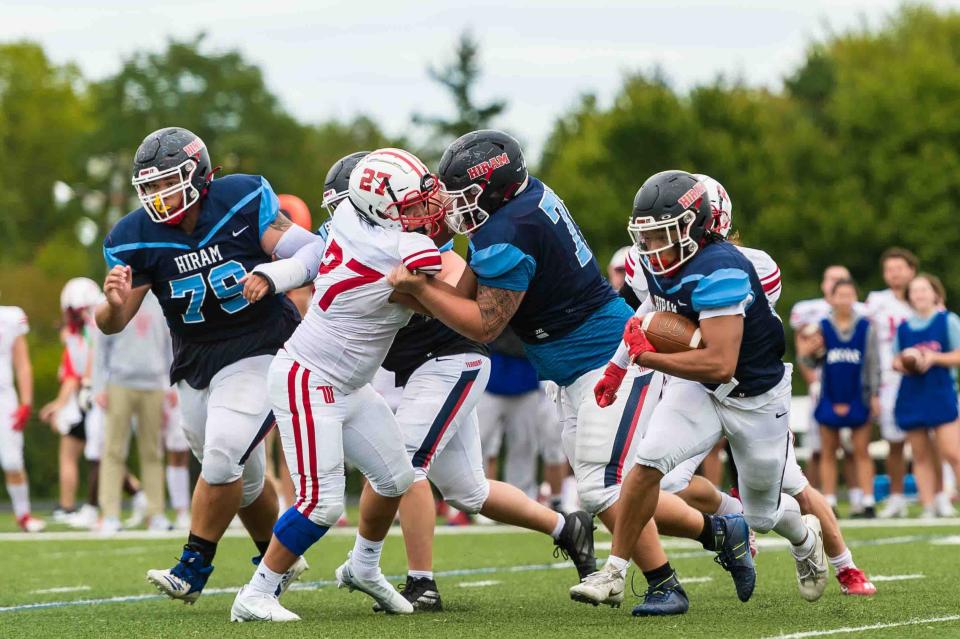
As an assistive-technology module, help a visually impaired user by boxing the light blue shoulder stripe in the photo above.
[665,273,705,295]
[196,184,264,248]
[104,240,192,269]
[257,176,280,237]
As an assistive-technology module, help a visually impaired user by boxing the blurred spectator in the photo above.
[40,278,109,527]
[791,265,866,510]
[893,274,960,518]
[607,246,630,291]
[161,389,193,530]
[814,279,880,517]
[0,305,44,532]
[865,247,918,518]
[93,291,172,533]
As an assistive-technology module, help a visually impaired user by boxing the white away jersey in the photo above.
[285,204,442,392]
[789,297,868,330]
[625,244,782,307]
[865,288,912,382]
[0,306,29,395]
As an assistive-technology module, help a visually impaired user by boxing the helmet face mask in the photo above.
[440,182,487,235]
[628,210,699,275]
[133,159,200,224]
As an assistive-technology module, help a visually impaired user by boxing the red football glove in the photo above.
[623,316,657,361]
[594,362,627,408]
[11,404,30,432]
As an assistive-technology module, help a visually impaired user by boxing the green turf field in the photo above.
[1,520,959,639]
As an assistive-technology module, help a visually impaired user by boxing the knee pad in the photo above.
[201,445,243,486]
[367,465,414,498]
[660,463,696,495]
[743,512,777,534]
[274,507,329,556]
[0,448,23,472]
[578,483,619,516]
[445,479,490,515]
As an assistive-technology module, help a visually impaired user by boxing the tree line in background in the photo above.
[2,5,959,495]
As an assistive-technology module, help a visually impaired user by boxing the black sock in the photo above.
[186,533,218,565]
[643,562,677,588]
[254,539,270,557]
[698,513,718,551]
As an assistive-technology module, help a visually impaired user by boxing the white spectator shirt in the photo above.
[865,288,912,385]
[0,306,29,397]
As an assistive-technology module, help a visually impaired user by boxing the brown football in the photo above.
[641,311,705,354]
[900,347,923,375]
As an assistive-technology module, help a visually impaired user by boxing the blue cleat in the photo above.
[713,513,756,602]
[631,574,689,617]
[146,547,214,604]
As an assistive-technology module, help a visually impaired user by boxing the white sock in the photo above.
[849,488,864,509]
[550,512,565,539]
[7,482,29,519]
[862,494,876,508]
[604,555,629,578]
[935,492,953,509]
[166,466,190,512]
[408,569,433,581]
[715,491,744,516]
[888,492,905,504]
[772,493,811,548]
[350,534,384,580]
[828,548,856,573]
[249,561,284,597]
[825,493,838,508]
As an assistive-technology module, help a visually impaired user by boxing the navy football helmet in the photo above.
[132,127,212,225]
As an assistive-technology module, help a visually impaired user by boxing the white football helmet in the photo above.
[347,149,444,236]
[60,277,102,311]
[692,173,733,239]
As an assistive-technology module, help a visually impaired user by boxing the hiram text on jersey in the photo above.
[173,245,224,274]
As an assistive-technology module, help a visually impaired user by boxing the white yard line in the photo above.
[762,615,960,639]
[29,586,90,595]
[457,580,501,588]
[868,574,924,582]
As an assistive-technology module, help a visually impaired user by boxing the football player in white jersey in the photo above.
[865,248,934,517]
[606,176,875,597]
[230,148,447,621]
[0,304,43,532]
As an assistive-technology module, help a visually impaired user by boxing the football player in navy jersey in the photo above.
[96,127,320,604]
[580,170,829,610]
[389,131,756,616]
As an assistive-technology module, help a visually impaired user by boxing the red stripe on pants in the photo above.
[300,368,319,517]
[287,362,307,511]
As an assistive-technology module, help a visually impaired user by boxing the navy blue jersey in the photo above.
[641,241,785,397]
[468,177,631,385]
[381,315,488,387]
[103,173,299,388]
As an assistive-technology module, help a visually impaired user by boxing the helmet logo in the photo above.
[182,138,205,157]
[677,181,707,209]
[358,168,391,196]
[466,152,510,180]
[138,167,159,177]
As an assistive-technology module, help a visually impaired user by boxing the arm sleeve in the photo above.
[468,241,536,291]
[398,234,443,276]
[619,285,641,310]
[699,299,748,321]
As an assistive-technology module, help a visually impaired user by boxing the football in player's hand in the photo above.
[640,311,704,353]
[900,347,924,374]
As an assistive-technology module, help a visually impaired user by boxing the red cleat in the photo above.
[837,567,877,596]
[446,510,472,527]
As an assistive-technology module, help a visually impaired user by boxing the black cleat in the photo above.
[554,510,597,580]
[373,576,442,613]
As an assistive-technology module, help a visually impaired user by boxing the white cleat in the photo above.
[125,492,148,528]
[793,514,828,602]
[935,493,957,518]
[147,514,172,532]
[877,495,908,519]
[97,516,122,536]
[569,563,625,608]
[278,556,309,597]
[146,568,201,604]
[67,504,99,530]
[174,511,191,531]
[335,552,413,614]
[231,585,301,622]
